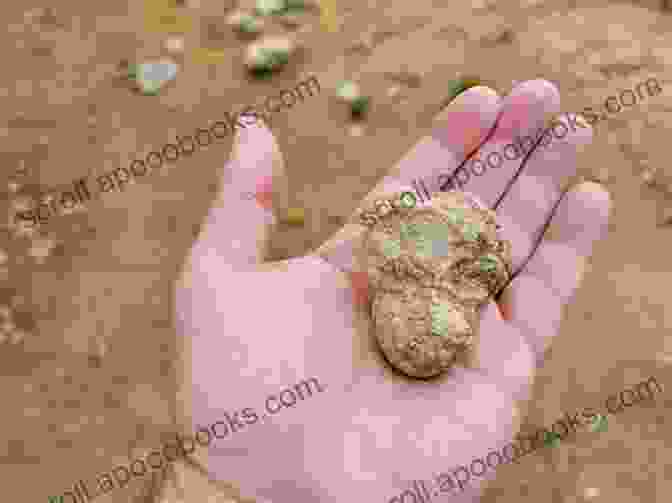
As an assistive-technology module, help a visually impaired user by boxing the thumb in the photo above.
[474,301,535,402]
[193,121,288,269]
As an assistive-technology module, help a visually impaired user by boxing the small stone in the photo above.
[363,191,511,378]
[348,124,365,137]
[28,237,56,261]
[543,431,562,448]
[226,10,265,33]
[240,16,265,33]
[8,182,21,193]
[164,36,184,54]
[350,96,370,119]
[589,414,608,433]
[442,76,482,107]
[255,0,287,16]
[284,207,305,225]
[386,85,402,99]
[0,249,7,265]
[336,80,361,102]
[0,305,11,319]
[583,487,600,499]
[245,36,294,74]
[133,59,179,95]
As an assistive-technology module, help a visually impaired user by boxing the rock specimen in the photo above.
[356,190,512,378]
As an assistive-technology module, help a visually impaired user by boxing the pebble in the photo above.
[284,207,305,225]
[589,414,608,433]
[0,249,7,265]
[583,487,600,499]
[132,59,179,94]
[244,36,294,73]
[443,76,482,107]
[226,10,265,33]
[255,0,287,16]
[336,80,360,102]
[348,124,365,137]
[28,237,56,261]
[386,85,402,99]
[164,36,185,54]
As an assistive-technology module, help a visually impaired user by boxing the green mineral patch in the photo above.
[479,255,498,273]
[589,414,608,433]
[543,430,562,448]
[382,238,402,259]
[462,222,481,242]
[430,302,453,337]
[445,208,464,225]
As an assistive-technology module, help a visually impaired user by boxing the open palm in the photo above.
[173,79,611,502]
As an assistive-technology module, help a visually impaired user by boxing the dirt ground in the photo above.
[2,0,672,502]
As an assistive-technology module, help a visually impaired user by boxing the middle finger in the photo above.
[460,79,562,208]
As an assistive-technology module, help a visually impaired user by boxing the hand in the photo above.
[173,79,611,502]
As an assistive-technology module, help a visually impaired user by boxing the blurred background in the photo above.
[1,0,671,502]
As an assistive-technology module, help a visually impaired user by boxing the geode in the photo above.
[356,190,512,378]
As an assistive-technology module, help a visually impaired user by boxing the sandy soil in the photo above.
[2,0,672,502]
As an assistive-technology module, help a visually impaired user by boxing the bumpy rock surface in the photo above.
[357,190,512,378]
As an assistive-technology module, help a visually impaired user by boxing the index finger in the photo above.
[366,85,503,202]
